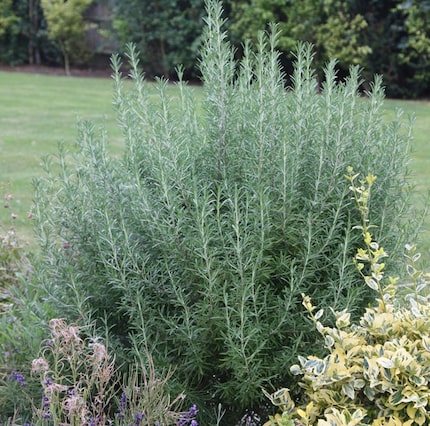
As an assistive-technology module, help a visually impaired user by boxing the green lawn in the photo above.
[0,71,121,243]
[383,99,430,258]
[1,70,430,258]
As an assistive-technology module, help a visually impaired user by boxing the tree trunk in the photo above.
[64,51,71,76]
[28,0,41,65]
[159,38,168,79]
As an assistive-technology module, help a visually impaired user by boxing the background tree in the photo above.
[354,0,430,98]
[315,0,371,68]
[0,0,25,64]
[227,0,430,97]
[41,0,93,75]
[0,0,19,38]
[27,0,42,64]
[0,0,59,65]
[1,0,429,97]
[227,0,322,52]
[226,0,370,74]
[113,0,205,79]
[394,0,430,97]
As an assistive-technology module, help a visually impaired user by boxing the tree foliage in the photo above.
[0,0,60,65]
[227,0,430,97]
[316,0,371,67]
[226,0,370,70]
[113,0,205,78]
[0,0,19,38]
[395,0,430,96]
[1,0,430,97]
[41,0,93,75]
[353,0,430,97]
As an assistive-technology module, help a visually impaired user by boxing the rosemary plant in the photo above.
[32,0,419,422]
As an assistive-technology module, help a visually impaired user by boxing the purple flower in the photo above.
[42,394,50,409]
[117,391,127,419]
[41,390,51,419]
[135,412,143,425]
[177,404,198,426]
[8,370,27,386]
[119,391,127,409]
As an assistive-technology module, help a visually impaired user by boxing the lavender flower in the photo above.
[135,412,143,425]
[41,390,51,419]
[238,411,261,426]
[8,370,27,386]
[177,404,198,426]
[117,391,127,419]
[42,393,50,409]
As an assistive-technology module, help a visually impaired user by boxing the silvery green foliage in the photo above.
[32,0,419,422]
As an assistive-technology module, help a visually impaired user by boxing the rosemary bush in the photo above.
[32,0,419,422]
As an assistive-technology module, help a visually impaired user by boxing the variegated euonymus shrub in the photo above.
[264,170,430,426]
[32,0,421,422]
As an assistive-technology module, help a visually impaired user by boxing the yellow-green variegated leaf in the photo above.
[335,311,351,329]
[376,357,393,369]
[290,364,301,376]
[365,277,379,291]
[414,407,427,426]
[342,382,355,399]
[421,335,430,351]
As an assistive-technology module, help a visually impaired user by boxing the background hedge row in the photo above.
[1,0,429,98]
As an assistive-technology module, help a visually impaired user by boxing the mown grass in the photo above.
[0,71,120,243]
[383,98,430,259]
[1,70,429,258]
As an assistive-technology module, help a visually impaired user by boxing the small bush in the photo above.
[264,172,430,426]
[1,317,194,425]
[28,318,189,426]
[0,186,39,422]
[32,0,420,422]
[0,186,30,313]
[0,282,48,423]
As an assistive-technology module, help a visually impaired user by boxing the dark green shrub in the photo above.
[32,0,420,422]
